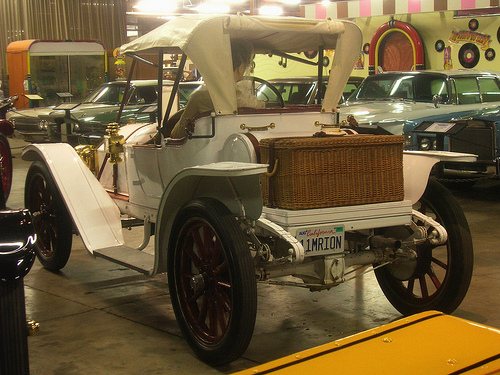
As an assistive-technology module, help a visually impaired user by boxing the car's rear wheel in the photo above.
[0,134,12,204]
[375,179,473,315]
[25,161,73,271]
[168,198,257,365]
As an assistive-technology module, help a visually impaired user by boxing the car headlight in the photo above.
[403,133,412,150]
[419,137,431,150]
[38,119,48,130]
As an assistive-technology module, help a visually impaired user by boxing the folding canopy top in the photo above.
[120,14,362,115]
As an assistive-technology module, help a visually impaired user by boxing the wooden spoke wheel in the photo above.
[168,198,256,365]
[375,179,473,315]
[25,161,72,271]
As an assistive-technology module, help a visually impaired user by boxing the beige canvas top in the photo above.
[120,14,362,115]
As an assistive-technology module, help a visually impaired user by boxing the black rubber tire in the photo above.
[0,133,12,203]
[25,161,73,271]
[168,198,257,365]
[438,179,477,191]
[375,179,473,315]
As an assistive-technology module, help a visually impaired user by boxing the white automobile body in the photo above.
[22,13,475,276]
[21,14,475,365]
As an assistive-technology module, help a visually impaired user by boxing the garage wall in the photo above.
[0,0,127,96]
[355,11,500,75]
[301,1,500,77]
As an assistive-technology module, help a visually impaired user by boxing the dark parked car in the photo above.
[411,107,500,185]
[257,76,363,106]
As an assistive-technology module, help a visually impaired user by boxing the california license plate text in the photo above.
[297,226,344,256]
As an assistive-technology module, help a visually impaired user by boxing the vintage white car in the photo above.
[22,15,474,365]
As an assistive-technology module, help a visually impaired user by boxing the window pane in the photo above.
[454,77,480,104]
[30,56,69,106]
[478,78,500,102]
[69,55,106,103]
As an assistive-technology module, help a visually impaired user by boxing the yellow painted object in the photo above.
[234,311,500,375]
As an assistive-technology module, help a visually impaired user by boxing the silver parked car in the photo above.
[340,70,500,148]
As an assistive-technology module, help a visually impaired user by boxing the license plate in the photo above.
[296,226,345,256]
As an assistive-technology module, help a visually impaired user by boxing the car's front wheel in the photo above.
[25,161,73,271]
[168,198,257,365]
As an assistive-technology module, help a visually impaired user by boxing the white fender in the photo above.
[153,161,268,274]
[403,150,477,204]
[22,143,124,253]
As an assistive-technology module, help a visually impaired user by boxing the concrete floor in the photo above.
[4,137,500,374]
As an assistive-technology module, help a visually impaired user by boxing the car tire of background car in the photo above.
[374,179,473,315]
[0,134,12,203]
[168,198,257,366]
[25,161,73,271]
[438,178,476,191]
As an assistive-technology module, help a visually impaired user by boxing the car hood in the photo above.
[338,101,463,134]
[7,106,55,120]
[7,103,119,121]
[48,103,120,119]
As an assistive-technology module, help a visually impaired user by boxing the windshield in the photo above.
[83,84,127,104]
[178,84,203,109]
[349,74,449,103]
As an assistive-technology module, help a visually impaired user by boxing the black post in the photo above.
[0,210,36,375]
[0,279,30,375]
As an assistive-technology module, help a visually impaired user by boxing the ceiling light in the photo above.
[134,0,177,13]
[259,5,283,16]
[196,3,231,13]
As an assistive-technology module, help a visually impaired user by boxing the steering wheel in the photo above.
[251,77,285,108]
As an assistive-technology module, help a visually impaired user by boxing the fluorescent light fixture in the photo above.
[259,5,283,16]
[196,3,230,13]
[321,0,331,6]
[134,0,177,13]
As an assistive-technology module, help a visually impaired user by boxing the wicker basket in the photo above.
[260,135,404,210]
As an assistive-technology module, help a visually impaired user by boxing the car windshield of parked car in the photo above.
[349,74,449,103]
[256,82,310,105]
[178,84,203,109]
[128,86,158,105]
[83,84,127,105]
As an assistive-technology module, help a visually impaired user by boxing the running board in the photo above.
[93,247,154,275]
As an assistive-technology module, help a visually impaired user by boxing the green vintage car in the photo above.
[8,79,201,145]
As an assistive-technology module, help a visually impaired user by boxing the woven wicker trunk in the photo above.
[260,135,405,210]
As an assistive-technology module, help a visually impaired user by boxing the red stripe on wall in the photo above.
[383,0,396,14]
[435,0,448,11]
[337,2,349,19]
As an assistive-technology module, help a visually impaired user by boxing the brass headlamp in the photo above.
[105,123,125,164]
